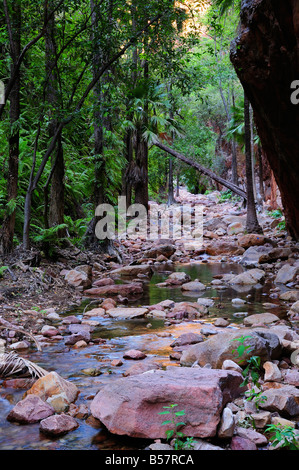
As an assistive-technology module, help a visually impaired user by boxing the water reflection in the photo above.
[0,261,289,450]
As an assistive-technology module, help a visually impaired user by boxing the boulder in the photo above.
[230,436,257,450]
[142,245,176,259]
[39,414,79,437]
[228,269,265,285]
[93,278,115,287]
[166,272,191,285]
[237,234,269,249]
[243,312,280,326]
[7,395,55,424]
[227,222,244,236]
[279,290,299,302]
[258,248,293,264]
[205,241,245,256]
[65,269,91,288]
[217,407,235,439]
[123,349,147,360]
[263,362,282,382]
[170,333,203,349]
[181,281,206,292]
[180,328,282,368]
[25,371,79,412]
[83,283,143,297]
[90,368,244,439]
[240,246,272,267]
[107,307,148,319]
[123,361,162,377]
[110,265,153,277]
[260,384,299,417]
[275,264,299,284]
[235,427,268,446]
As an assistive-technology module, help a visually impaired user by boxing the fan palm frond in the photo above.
[0,351,48,379]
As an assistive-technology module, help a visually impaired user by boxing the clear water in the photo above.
[0,262,289,450]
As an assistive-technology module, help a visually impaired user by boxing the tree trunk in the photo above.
[44,1,65,232]
[0,0,21,255]
[244,93,263,234]
[154,141,247,200]
[230,0,299,239]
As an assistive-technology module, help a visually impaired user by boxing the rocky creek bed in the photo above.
[0,189,298,451]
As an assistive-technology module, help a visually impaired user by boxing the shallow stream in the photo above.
[0,261,289,450]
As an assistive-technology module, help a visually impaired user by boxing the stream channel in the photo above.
[0,261,289,450]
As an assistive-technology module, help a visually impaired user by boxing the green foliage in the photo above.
[267,209,283,219]
[159,404,195,450]
[0,266,9,278]
[32,224,68,257]
[265,423,299,450]
[231,335,266,412]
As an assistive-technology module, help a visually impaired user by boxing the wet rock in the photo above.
[123,361,161,376]
[84,283,144,297]
[25,371,79,412]
[243,312,280,326]
[82,367,103,376]
[41,325,59,338]
[93,278,115,287]
[181,281,206,292]
[123,349,147,360]
[279,290,299,302]
[107,307,148,319]
[9,341,30,350]
[214,318,229,327]
[111,359,123,367]
[228,269,265,285]
[39,413,79,437]
[170,333,203,348]
[62,315,81,325]
[180,328,282,368]
[110,265,153,277]
[164,272,191,286]
[197,298,214,307]
[2,378,36,390]
[7,395,55,424]
[90,368,244,439]
[83,307,106,317]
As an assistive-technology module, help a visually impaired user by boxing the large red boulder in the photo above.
[90,368,244,439]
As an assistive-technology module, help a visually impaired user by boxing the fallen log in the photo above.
[154,141,247,200]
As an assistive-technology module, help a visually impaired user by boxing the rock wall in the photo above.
[230,0,299,239]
